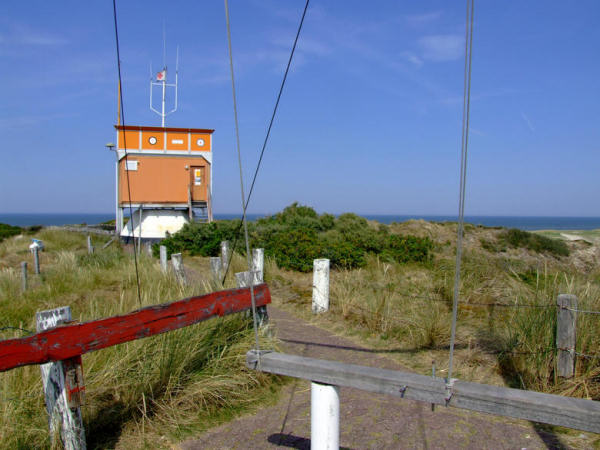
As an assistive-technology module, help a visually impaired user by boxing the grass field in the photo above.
[0,229,280,449]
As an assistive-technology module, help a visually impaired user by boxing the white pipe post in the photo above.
[221,241,231,270]
[312,259,330,313]
[33,246,41,275]
[86,236,94,255]
[21,262,27,292]
[311,382,340,450]
[252,248,264,282]
[171,253,186,285]
[37,307,86,450]
[159,245,168,273]
[210,257,223,283]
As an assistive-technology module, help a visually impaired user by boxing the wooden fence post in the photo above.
[252,248,264,283]
[557,294,577,378]
[312,259,330,313]
[171,253,187,285]
[33,246,41,275]
[21,262,27,292]
[86,236,94,255]
[210,257,223,283]
[221,241,231,270]
[36,307,86,450]
[159,245,168,273]
[145,242,152,257]
[235,271,268,325]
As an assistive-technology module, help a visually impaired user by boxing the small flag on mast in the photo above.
[156,69,166,81]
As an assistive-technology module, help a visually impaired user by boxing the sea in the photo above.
[1,213,600,231]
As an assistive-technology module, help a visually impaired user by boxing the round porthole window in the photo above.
[148,136,158,145]
[196,138,205,146]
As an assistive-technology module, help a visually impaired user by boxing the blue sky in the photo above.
[1,1,598,216]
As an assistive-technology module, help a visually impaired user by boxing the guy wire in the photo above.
[112,0,142,308]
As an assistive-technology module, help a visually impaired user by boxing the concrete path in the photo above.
[180,306,565,449]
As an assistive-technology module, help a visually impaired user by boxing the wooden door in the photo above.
[190,166,206,201]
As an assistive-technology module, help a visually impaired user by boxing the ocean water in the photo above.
[1,213,599,231]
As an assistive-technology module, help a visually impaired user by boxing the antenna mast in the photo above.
[150,34,179,127]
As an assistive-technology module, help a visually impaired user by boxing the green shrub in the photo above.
[0,223,22,243]
[158,204,434,272]
[500,228,569,257]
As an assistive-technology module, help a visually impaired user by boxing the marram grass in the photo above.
[0,231,278,449]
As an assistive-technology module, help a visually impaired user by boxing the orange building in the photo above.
[112,125,214,239]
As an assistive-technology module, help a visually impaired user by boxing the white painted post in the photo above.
[21,262,27,292]
[235,270,268,325]
[312,259,330,313]
[159,245,168,273]
[36,307,86,450]
[210,257,223,283]
[311,382,340,450]
[33,246,41,275]
[221,240,231,270]
[252,248,264,282]
[171,253,187,285]
[86,236,94,254]
[557,294,577,378]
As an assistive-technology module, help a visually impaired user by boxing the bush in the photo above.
[159,204,434,272]
[500,228,569,257]
[0,223,22,243]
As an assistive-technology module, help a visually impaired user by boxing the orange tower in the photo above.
[112,125,214,240]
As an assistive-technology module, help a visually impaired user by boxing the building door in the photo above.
[190,166,206,201]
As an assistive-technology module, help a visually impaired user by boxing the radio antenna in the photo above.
[150,30,178,127]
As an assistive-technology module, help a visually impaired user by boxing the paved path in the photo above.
[180,306,565,449]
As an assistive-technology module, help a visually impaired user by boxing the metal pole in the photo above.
[33,247,40,275]
[311,382,340,450]
[159,245,168,273]
[21,262,27,292]
[312,259,330,313]
[161,78,166,127]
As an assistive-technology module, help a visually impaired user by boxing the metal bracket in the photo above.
[445,378,457,406]
[63,356,85,409]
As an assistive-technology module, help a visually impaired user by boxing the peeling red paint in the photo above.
[0,284,270,372]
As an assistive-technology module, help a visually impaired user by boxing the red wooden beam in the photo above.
[0,284,270,372]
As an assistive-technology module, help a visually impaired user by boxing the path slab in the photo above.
[180,306,564,449]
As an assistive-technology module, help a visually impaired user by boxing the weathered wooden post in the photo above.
[210,257,223,283]
[145,242,152,257]
[36,307,86,450]
[252,248,264,282]
[159,245,168,273]
[171,253,187,285]
[311,382,340,449]
[235,270,268,325]
[312,259,330,313]
[557,294,577,378]
[221,240,231,270]
[33,246,41,275]
[21,262,28,292]
[86,236,94,254]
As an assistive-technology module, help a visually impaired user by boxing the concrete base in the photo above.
[120,209,189,240]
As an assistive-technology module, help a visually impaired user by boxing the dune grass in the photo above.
[0,230,279,449]
[266,224,600,402]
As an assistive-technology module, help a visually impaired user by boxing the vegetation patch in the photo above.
[159,203,433,272]
[499,228,569,257]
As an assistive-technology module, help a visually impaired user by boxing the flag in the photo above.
[156,69,166,81]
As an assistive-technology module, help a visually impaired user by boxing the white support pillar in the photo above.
[311,382,340,450]
[312,259,330,313]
